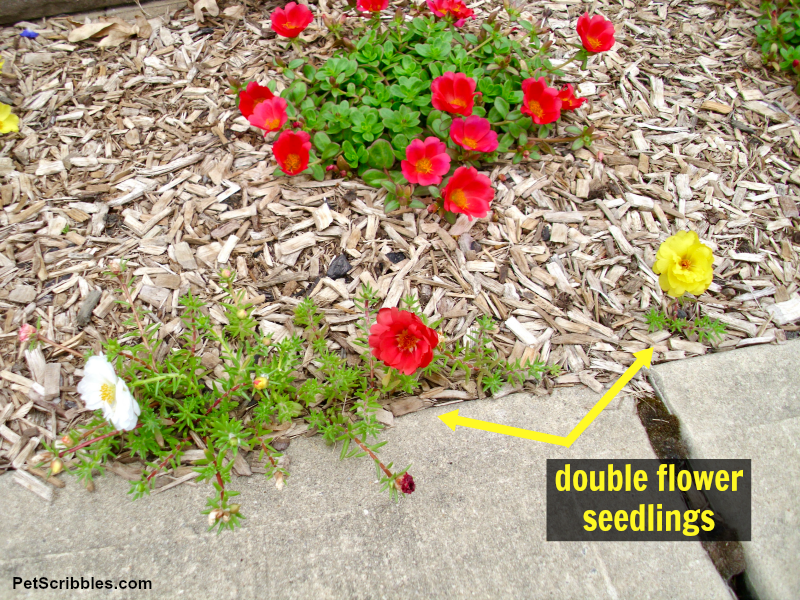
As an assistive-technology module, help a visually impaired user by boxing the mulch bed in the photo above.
[0,0,799,497]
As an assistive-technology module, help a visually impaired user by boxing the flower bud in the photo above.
[237,309,248,319]
[253,376,268,390]
[18,323,37,343]
[326,164,337,172]
[50,458,63,475]
[794,59,800,70]
[395,473,415,494]
[61,434,74,447]
[229,504,240,514]
[220,268,232,278]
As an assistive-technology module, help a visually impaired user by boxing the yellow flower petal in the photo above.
[0,111,19,134]
[653,230,715,298]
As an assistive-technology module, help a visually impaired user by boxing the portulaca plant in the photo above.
[25,265,558,531]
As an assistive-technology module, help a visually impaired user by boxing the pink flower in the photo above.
[357,0,388,12]
[449,116,498,153]
[431,72,478,116]
[442,166,494,220]
[401,137,451,186]
[270,2,314,38]
[18,324,36,343]
[248,97,288,133]
[426,0,474,27]
[520,77,562,125]
[557,84,586,111]
[576,13,615,53]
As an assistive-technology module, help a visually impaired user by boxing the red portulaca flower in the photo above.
[248,97,288,133]
[357,0,388,12]
[449,116,498,153]
[521,78,562,125]
[368,308,439,375]
[396,473,415,494]
[238,82,275,119]
[274,130,312,176]
[557,84,586,111]
[401,137,451,186]
[443,166,493,220]
[427,0,474,27]
[271,2,314,38]
[576,13,615,53]
[431,72,478,116]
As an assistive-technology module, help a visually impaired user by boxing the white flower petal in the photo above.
[110,378,140,431]
[85,354,118,382]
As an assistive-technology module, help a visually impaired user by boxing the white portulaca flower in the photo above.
[77,354,141,431]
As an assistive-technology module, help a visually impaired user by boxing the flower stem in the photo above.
[553,53,581,71]
[114,272,157,370]
[345,426,392,478]
[58,424,142,457]
[146,443,183,482]
[35,333,83,359]
[205,382,246,415]
[129,373,186,387]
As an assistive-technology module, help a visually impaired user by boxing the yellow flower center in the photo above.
[284,153,302,172]
[396,329,419,352]
[678,258,692,271]
[416,157,433,174]
[463,137,478,149]
[253,97,267,108]
[100,382,116,405]
[450,97,467,107]
[450,189,469,209]
[266,118,280,130]
[586,36,602,51]
[527,100,544,118]
[283,22,302,30]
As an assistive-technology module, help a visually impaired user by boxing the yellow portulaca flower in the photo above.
[0,58,19,134]
[0,102,18,134]
[652,230,714,297]
[77,354,141,431]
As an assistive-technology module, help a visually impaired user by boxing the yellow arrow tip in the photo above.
[439,409,460,432]
[633,346,655,369]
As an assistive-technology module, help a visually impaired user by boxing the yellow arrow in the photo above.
[439,347,654,447]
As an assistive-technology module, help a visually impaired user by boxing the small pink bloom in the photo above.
[557,84,587,111]
[18,323,36,343]
[426,0,474,27]
[357,0,388,12]
[401,137,451,186]
[449,116,498,153]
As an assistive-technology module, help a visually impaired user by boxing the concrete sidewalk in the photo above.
[0,386,731,600]
[650,340,800,600]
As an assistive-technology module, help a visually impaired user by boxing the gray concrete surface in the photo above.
[650,340,800,600]
[0,386,731,600]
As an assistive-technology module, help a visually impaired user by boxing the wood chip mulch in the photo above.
[1,0,799,497]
